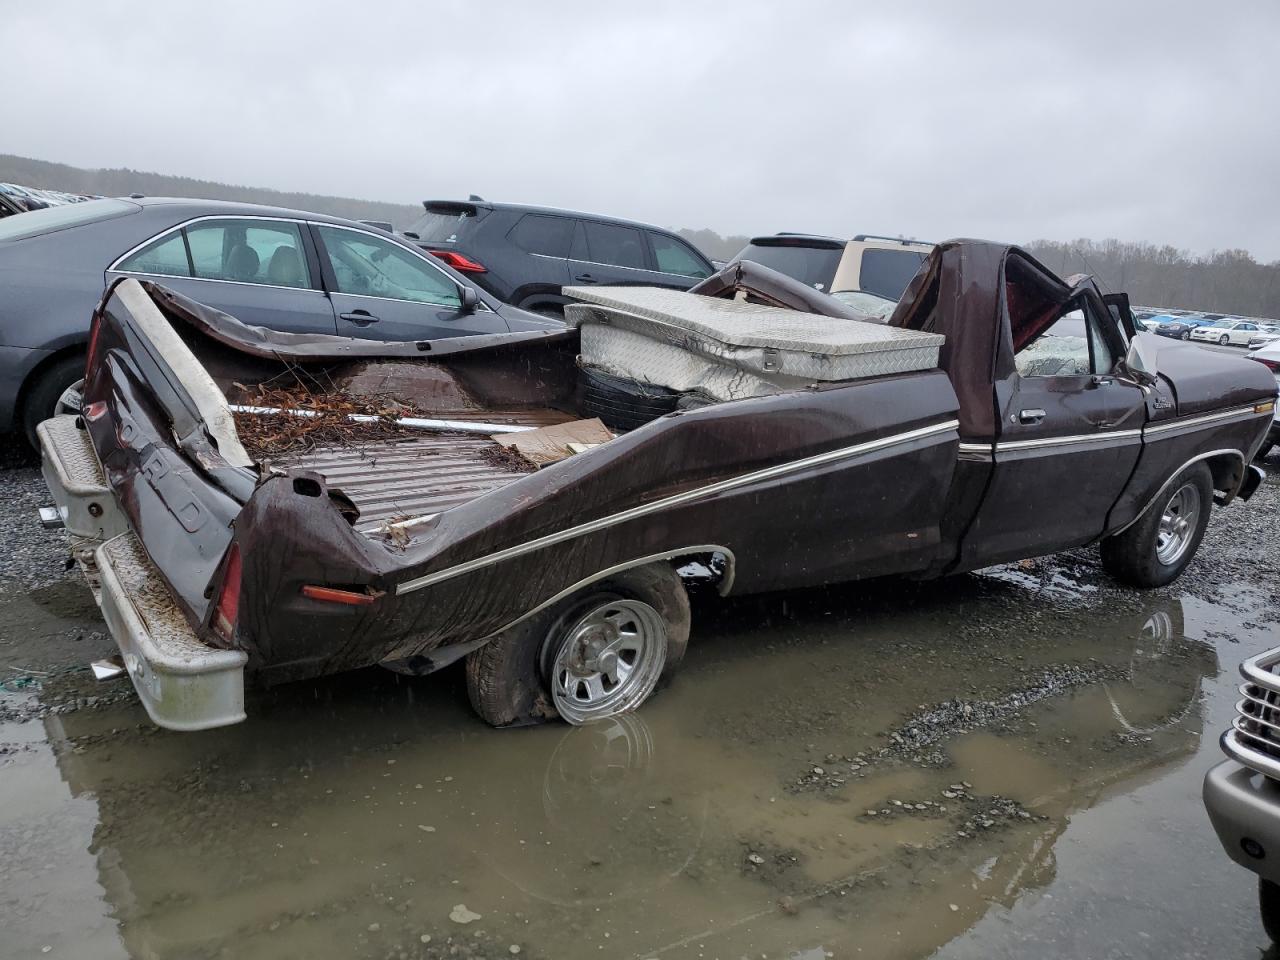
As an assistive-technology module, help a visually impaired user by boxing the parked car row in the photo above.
[0,181,95,213]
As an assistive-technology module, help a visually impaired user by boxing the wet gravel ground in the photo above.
[1,435,1278,960]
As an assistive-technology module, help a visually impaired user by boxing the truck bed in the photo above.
[271,408,574,533]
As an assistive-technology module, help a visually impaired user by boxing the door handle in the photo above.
[574,273,598,283]
[340,310,379,326]
[1018,408,1047,424]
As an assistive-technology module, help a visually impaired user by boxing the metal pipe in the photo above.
[228,405,535,435]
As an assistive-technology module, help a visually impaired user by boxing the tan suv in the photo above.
[732,233,933,319]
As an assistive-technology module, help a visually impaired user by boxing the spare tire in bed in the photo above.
[577,366,682,431]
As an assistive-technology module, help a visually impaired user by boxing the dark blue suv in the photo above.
[402,200,715,316]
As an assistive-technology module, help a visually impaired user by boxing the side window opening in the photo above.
[1015,298,1116,379]
[181,219,312,288]
[118,231,191,278]
[508,215,574,258]
[648,232,711,278]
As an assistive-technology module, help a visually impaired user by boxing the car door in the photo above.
[565,219,666,289]
[109,216,338,334]
[961,296,1148,567]
[311,223,510,341]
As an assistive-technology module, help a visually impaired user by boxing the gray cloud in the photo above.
[6,0,1277,259]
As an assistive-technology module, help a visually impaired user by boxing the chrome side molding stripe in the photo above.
[1144,405,1268,437]
[395,418,960,595]
[997,429,1142,452]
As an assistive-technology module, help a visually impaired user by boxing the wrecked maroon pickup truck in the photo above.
[37,241,1276,731]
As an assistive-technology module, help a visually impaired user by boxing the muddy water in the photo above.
[1,513,1278,958]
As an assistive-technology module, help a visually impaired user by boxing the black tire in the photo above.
[1100,463,1213,588]
[1220,334,1230,346]
[1257,441,1275,462]
[1261,878,1280,944]
[21,353,86,448]
[578,367,681,431]
[465,563,691,727]
[1180,331,1191,340]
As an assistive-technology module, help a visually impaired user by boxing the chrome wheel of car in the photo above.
[1180,331,1190,340]
[1155,482,1201,565]
[549,598,667,724]
[1219,334,1230,346]
[56,378,85,416]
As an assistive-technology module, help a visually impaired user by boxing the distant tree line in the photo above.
[1024,239,1280,318]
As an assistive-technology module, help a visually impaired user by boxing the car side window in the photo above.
[581,221,647,270]
[118,231,191,277]
[648,232,711,278]
[316,225,461,307]
[183,219,312,288]
[508,215,574,258]
[1015,301,1115,379]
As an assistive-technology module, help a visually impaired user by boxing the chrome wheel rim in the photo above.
[1219,335,1229,345]
[56,378,84,416]
[549,598,666,724]
[1155,482,1200,565]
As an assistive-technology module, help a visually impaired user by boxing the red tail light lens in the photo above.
[214,544,242,640]
[1253,356,1280,372]
[429,250,487,273]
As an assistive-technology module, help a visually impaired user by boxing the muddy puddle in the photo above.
[2,511,1278,958]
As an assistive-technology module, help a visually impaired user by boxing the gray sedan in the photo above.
[0,197,560,444]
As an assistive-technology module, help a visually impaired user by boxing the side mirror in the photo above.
[459,286,479,314]
[1122,335,1159,385]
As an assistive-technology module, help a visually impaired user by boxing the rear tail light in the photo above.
[429,250,487,273]
[213,544,242,640]
[1252,356,1280,372]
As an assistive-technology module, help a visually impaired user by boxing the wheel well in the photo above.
[1204,451,1245,500]
[15,342,87,423]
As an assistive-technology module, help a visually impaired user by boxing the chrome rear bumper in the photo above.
[38,413,247,731]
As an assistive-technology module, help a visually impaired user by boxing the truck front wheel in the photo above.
[465,563,690,727]
[1100,463,1213,587]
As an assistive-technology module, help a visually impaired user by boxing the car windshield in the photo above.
[831,289,897,320]
[406,207,481,243]
[858,247,930,300]
[735,242,843,290]
[0,197,138,240]
[1210,320,1233,327]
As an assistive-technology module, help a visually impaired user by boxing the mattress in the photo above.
[563,286,944,401]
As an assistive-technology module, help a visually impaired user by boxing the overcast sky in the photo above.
[6,1,1278,260]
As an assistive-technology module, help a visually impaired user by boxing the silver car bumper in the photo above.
[1204,760,1280,885]
[38,413,247,731]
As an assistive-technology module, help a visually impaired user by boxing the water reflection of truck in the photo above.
[37,241,1274,731]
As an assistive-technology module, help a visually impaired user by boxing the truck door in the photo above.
[960,294,1147,567]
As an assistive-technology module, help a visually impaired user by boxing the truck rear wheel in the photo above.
[1099,463,1213,587]
[465,563,690,727]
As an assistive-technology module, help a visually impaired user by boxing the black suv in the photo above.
[402,200,715,316]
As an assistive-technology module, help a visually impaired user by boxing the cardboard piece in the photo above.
[492,418,613,466]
